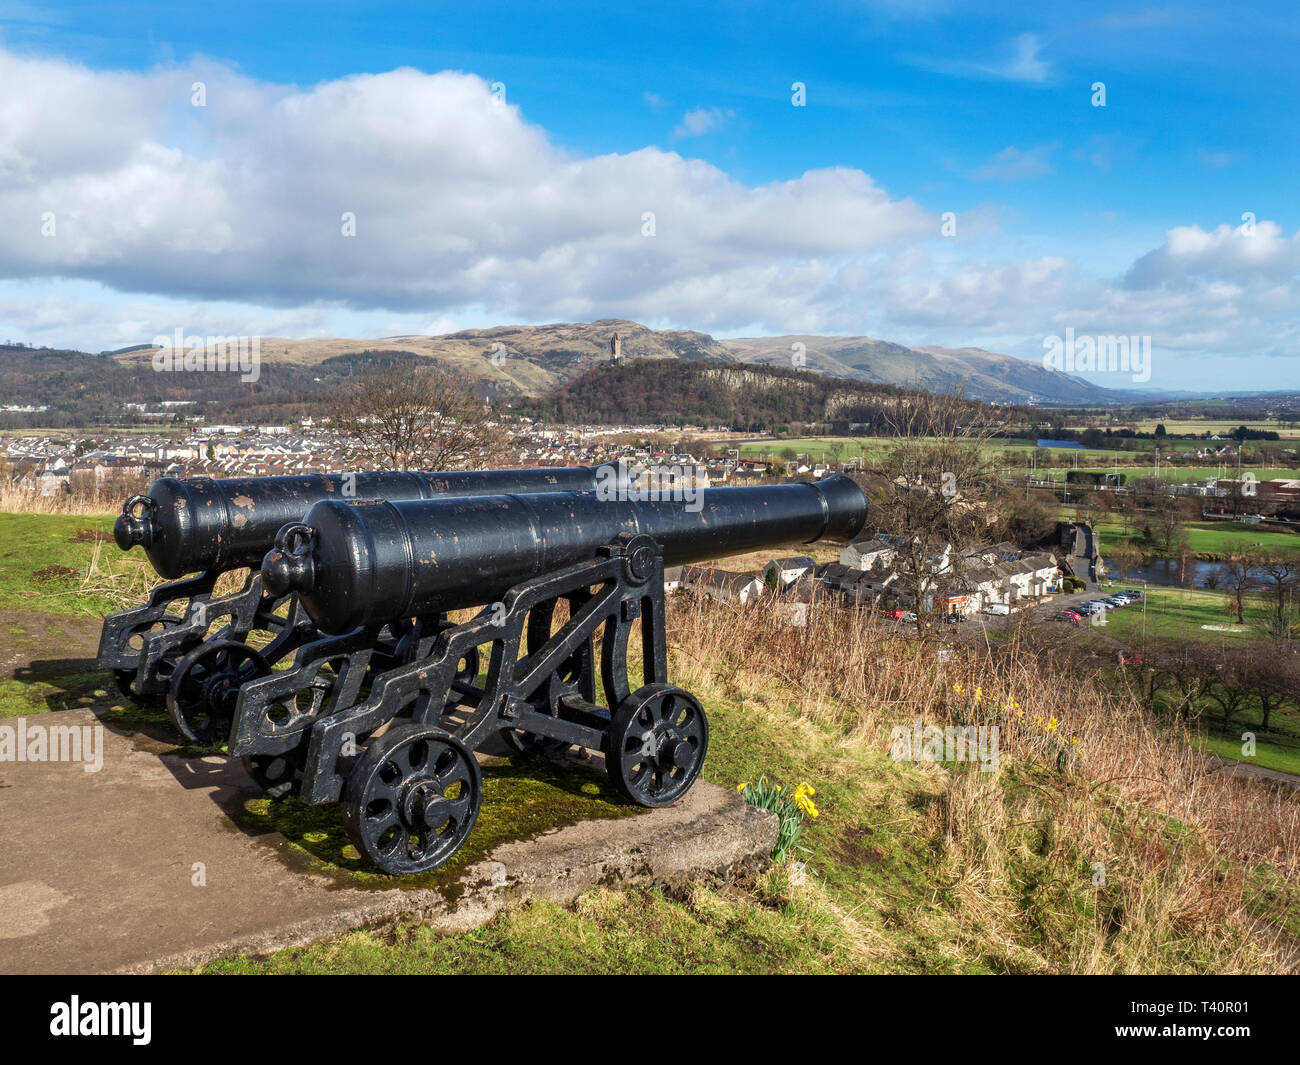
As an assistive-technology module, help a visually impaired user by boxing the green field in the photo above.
[1079,585,1300,775]
[1039,465,1300,484]
[1091,518,1300,559]
[1199,733,1300,777]
[1083,584,1270,645]
[1067,419,1300,439]
[729,435,1298,478]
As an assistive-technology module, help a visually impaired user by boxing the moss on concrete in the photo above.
[227,753,644,893]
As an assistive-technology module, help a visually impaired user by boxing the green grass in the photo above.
[1199,733,1300,777]
[0,511,151,617]
[1041,465,1300,484]
[1092,518,1300,559]
[197,690,968,974]
[1082,585,1270,645]
[229,754,645,894]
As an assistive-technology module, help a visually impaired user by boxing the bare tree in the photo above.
[333,362,506,471]
[1245,646,1300,730]
[1222,552,1259,626]
[870,391,1003,634]
[1257,551,1299,641]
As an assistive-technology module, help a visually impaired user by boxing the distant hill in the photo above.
[519,358,1004,430]
[719,335,1122,404]
[103,319,1122,404]
[109,319,735,398]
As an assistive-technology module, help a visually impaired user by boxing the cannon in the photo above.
[229,476,867,874]
[98,464,629,753]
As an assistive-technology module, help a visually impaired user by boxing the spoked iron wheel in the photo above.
[605,684,709,807]
[344,724,482,875]
[167,639,269,744]
[241,748,306,800]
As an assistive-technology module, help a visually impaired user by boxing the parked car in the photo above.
[984,603,1011,616]
[1122,589,1143,598]
[901,611,918,623]
[1120,651,1144,665]
[1102,597,1128,607]
[1060,609,1083,620]
[943,613,967,624]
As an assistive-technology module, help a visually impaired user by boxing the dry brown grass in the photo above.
[0,485,118,515]
[665,590,1299,972]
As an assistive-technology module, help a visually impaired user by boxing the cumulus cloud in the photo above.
[0,47,1295,387]
[0,49,930,324]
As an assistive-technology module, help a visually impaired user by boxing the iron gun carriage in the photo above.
[99,465,630,754]
[229,476,868,874]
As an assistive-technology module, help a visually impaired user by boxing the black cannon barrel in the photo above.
[263,475,868,635]
[114,463,630,580]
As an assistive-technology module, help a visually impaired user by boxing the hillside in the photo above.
[519,357,1003,430]
[108,319,734,397]
[99,320,1119,405]
[721,335,1121,404]
[2,320,1138,429]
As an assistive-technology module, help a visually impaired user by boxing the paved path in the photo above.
[1204,754,1300,791]
[0,709,775,974]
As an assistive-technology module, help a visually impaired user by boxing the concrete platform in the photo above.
[0,709,776,974]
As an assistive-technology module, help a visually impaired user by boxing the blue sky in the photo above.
[1,1,1296,392]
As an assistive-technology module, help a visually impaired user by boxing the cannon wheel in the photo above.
[167,640,269,745]
[604,684,709,808]
[343,724,482,875]
[241,750,305,800]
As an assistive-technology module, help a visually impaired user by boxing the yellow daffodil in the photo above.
[1047,717,1058,732]
[737,782,749,792]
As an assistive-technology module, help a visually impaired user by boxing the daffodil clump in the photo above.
[951,683,1082,771]
[736,775,818,863]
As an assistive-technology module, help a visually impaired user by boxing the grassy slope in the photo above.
[1,510,1294,974]
[732,437,1299,482]
[1073,586,1300,773]
[203,610,1294,975]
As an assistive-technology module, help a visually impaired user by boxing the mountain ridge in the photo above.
[91,318,1133,404]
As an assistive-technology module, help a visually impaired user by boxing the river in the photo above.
[1106,558,1273,590]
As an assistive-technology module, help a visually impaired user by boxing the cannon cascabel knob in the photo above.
[263,523,316,596]
[113,495,155,551]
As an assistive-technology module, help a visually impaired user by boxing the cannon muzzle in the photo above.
[267,475,868,634]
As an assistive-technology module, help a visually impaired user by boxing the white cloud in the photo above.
[672,105,733,138]
[0,49,928,324]
[0,48,1295,389]
[984,33,1051,83]
[911,33,1053,85]
[970,144,1057,182]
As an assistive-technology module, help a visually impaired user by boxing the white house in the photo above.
[763,555,816,589]
[840,537,896,571]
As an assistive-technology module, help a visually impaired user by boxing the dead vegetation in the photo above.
[666,590,1299,972]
